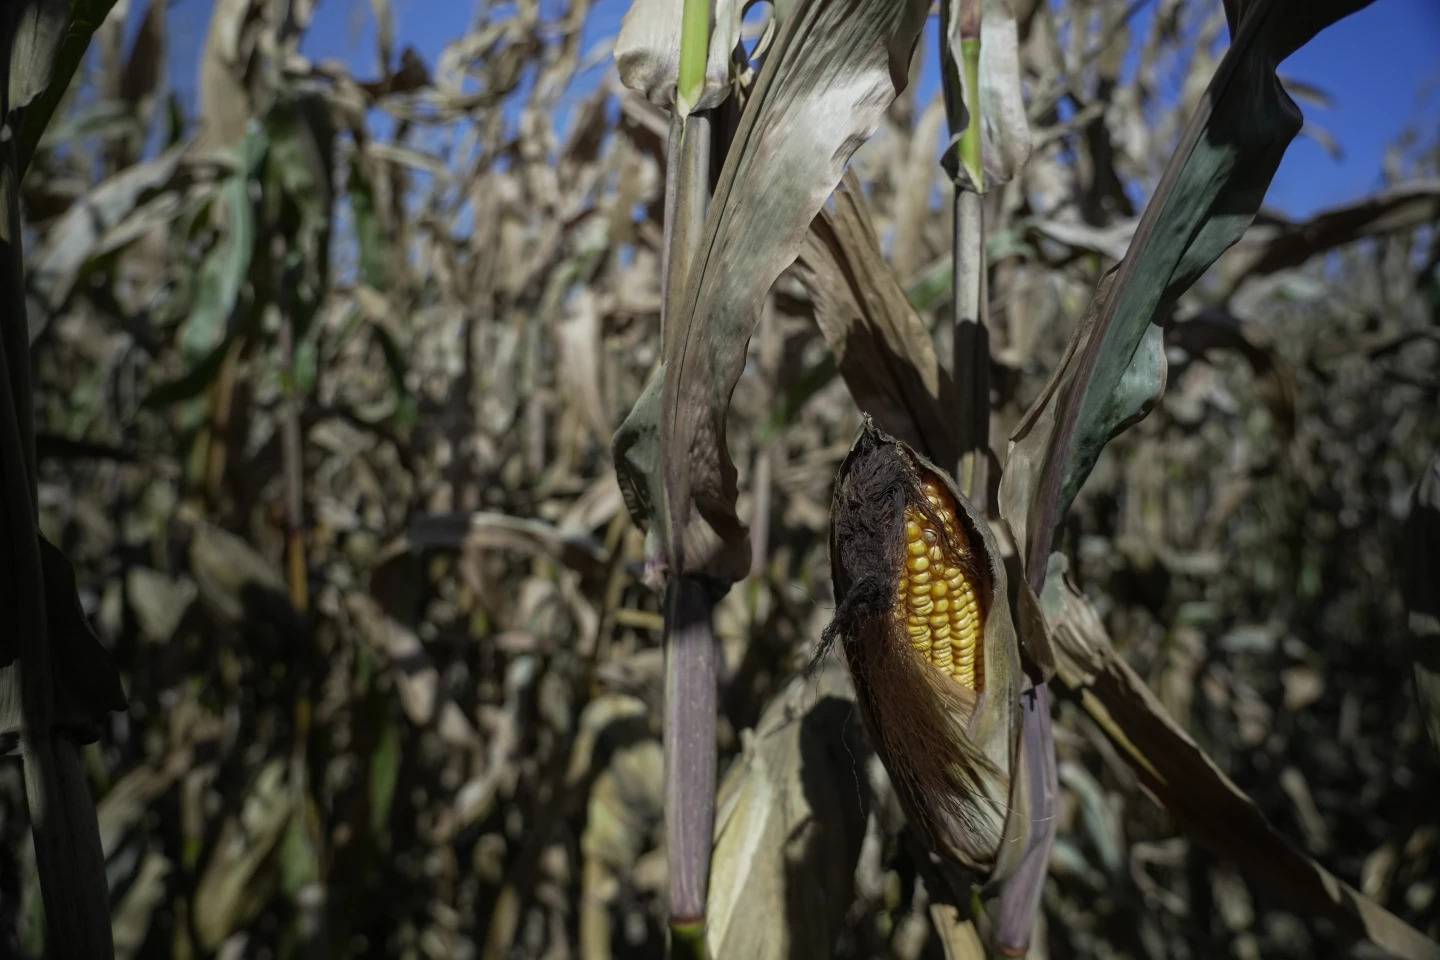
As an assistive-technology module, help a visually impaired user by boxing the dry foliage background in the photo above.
[2,0,1439,957]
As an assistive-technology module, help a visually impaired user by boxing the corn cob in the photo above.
[896,478,985,693]
[827,420,1024,878]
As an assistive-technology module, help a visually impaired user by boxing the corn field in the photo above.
[1,0,1439,957]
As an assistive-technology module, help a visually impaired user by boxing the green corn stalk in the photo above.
[943,0,989,508]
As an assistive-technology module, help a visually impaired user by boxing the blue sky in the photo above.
[158,0,1440,220]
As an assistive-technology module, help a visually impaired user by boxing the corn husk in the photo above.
[825,419,1026,880]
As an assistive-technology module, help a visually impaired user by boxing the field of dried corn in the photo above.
[1,0,1438,958]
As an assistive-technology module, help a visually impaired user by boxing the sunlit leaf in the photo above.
[658,0,929,580]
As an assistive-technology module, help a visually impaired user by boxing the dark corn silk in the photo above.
[826,420,1025,879]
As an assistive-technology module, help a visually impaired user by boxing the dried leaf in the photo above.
[112,851,170,960]
[1041,554,1440,960]
[661,0,929,580]
[1225,179,1440,287]
[118,0,166,104]
[193,760,294,950]
[941,0,1033,188]
[557,290,611,444]
[796,175,960,467]
[706,665,866,958]
[198,0,261,149]
[614,0,743,115]
[892,97,948,280]
[31,146,188,310]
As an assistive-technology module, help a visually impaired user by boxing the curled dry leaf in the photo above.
[941,0,1033,189]
[797,174,961,468]
[659,0,929,581]
[614,0,743,115]
[825,420,1026,880]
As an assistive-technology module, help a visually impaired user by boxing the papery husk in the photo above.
[825,419,1027,881]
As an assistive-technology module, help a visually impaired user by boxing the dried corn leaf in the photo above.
[1224,179,1440,287]
[941,0,1032,188]
[614,0,743,115]
[1001,0,1373,569]
[193,760,294,950]
[706,664,866,959]
[1040,554,1440,960]
[118,0,166,104]
[660,0,929,580]
[198,0,262,149]
[31,145,188,311]
[576,696,663,957]
[797,175,961,468]
[112,851,170,960]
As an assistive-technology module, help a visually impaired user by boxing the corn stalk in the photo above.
[2,2,126,957]
[943,0,988,507]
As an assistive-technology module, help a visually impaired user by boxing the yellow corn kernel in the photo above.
[894,481,986,691]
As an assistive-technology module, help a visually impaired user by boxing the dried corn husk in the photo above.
[825,419,1026,880]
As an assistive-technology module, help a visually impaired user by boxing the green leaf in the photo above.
[999,0,1378,568]
[368,717,401,839]
[181,131,267,362]
[369,319,416,429]
[280,795,321,896]
[293,334,319,395]
[142,332,236,408]
[1057,320,1166,512]
[348,154,390,289]
[264,94,334,336]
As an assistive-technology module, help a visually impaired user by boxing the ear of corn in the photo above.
[825,419,1025,879]
[898,479,985,695]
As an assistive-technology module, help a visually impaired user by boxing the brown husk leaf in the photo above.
[824,419,1026,880]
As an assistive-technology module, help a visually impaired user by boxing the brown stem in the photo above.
[664,576,719,927]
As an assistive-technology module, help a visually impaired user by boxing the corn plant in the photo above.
[612,0,1440,956]
[4,0,1439,956]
